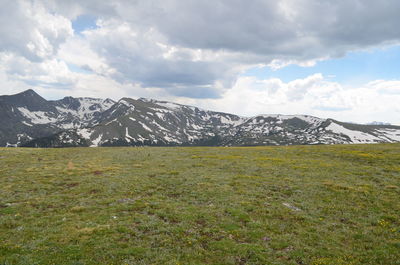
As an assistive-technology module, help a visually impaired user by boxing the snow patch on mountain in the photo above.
[125,127,134,141]
[91,134,103,147]
[138,121,153,132]
[77,128,92,140]
[217,115,245,126]
[22,121,33,127]
[5,133,32,147]
[119,99,135,109]
[375,128,400,142]
[326,123,380,143]
[152,101,182,111]
[17,107,57,124]
[258,114,324,125]
[57,97,115,122]
[151,121,169,132]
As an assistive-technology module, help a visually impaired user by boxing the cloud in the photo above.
[72,19,240,98]
[0,1,72,61]
[367,80,400,94]
[1,0,400,124]
[171,74,400,124]
[60,0,400,62]
[286,73,324,101]
[0,53,77,88]
[57,34,115,77]
[3,1,400,93]
[57,0,400,98]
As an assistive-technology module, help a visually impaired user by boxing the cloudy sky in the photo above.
[1,0,400,124]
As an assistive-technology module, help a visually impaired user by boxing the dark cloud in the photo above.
[151,1,297,54]
[89,0,400,60]
[81,20,235,98]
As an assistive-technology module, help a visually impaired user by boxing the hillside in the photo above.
[1,90,400,147]
[1,144,399,264]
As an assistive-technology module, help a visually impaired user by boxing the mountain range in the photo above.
[1,89,400,147]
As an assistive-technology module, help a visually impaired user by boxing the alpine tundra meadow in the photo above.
[1,144,399,264]
[1,0,400,264]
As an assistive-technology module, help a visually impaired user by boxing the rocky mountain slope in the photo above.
[0,90,114,147]
[1,90,399,147]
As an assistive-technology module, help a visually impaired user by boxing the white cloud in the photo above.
[0,1,73,61]
[267,59,320,70]
[367,80,400,94]
[172,74,400,125]
[1,53,75,88]
[58,34,116,76]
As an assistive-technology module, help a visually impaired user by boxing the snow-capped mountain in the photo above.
[0,90,114,147]
[50,96,115,129]
[1,90,400,147]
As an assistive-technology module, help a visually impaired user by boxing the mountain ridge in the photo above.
[1,89,399,147]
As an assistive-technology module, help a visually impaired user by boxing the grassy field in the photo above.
[0,144,399,265]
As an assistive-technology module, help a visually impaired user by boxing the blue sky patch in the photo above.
[72,14,98,34]
[67,63,92,74]
[243,45,400,85]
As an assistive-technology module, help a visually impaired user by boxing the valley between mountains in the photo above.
[1,89,400,147]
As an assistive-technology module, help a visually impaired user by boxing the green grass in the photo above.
[0,144,399,265]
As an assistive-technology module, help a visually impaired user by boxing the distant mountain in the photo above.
[367,121,392,126]
[1,90,400,147]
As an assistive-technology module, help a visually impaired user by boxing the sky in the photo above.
[0,0,400,124]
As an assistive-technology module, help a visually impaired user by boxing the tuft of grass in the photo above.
[0,144,399,264]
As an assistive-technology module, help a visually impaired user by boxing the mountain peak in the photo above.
[0,89,41,99]
[8,89,44,100]
[0,89,49,109]
[18,89,38,96]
